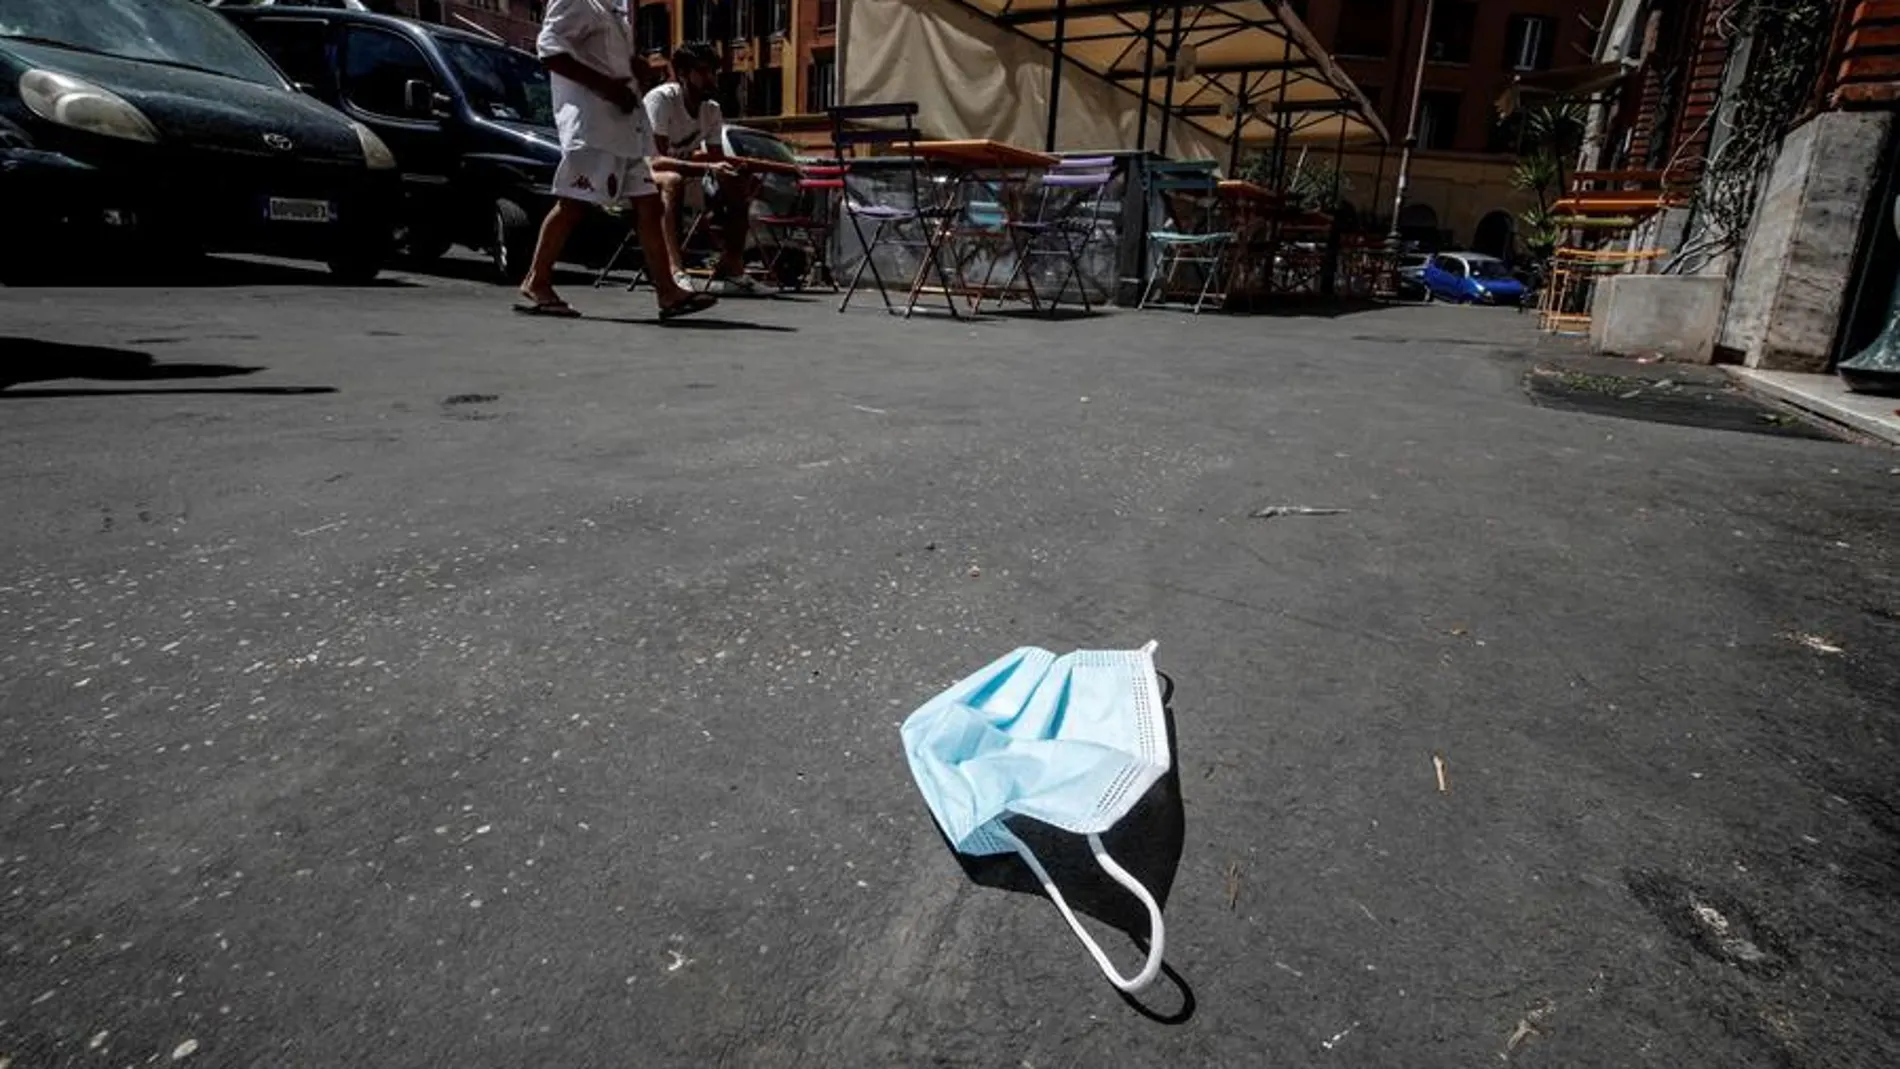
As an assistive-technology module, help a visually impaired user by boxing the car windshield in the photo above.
[728,128,795,163]
[0,0,286,86]
[1467,258,1513,279]
[436,36,552,127]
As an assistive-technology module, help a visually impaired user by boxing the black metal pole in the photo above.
[1370,144,1388,230]
[1322,115,1348,297]
[1388,0,1436,247]
[1157,0,1183,156]
[1227,74,1251,173]
[1136,3,1159,152]
[1045,0,1068,152]
[1268,67,1292,190]
[1331,114,1347,203]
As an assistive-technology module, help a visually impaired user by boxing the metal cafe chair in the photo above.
[756,160,846,291]
[996,155,1116,315]
[825,101,961,318]
[1138,159,1233,314]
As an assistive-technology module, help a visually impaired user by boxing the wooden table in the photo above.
[903,141,1061,316]
[728,155,802,177]
[912,140,1060,170]
[1216,179,1284,204]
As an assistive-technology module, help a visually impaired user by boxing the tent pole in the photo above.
[1323,118,1348,297]
[1331,119,1346,204]
[1387,0,1435,248]
[1135,4,1159,152]
[1370,144,1388,231]
[1267,65,1291,190]
[1157,0,1183,156]
[1227,73,1251,174]
[1045,0,1068,152]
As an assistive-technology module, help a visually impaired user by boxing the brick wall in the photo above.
[1834,0,1900,106]
[1623,4,1666,165]
[1663,0,1736,182]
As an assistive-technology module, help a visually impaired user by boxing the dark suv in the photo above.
[219,6,613,281]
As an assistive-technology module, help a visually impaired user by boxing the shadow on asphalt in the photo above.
[981,306,1111,323]
[1223,296,1394,318]
[1524,365,1843,440]
[0,338,333,397]
[397,256,598,289]
[27,254,417,289]
[948,671,1195,1023]
[586,315,798,332]
[0,386,338,398]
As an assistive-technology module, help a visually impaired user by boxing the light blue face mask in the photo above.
[900,641,1171,992]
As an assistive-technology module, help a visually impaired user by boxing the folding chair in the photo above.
[1139,160,1233,314]
[592,207,645,289]
[591,194,713,291]
[756,160,845,291]
[994,155,1115,315]
[940,184,1013,309]
[826,102,962,318]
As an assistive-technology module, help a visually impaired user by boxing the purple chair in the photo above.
[997,156,1116,315]
[826,102,962,319]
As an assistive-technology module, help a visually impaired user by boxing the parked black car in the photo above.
[220,6,607,282]
[0,0,400,283]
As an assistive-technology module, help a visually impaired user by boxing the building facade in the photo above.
[1292,0,1608,254]
[1574,0,1900,379]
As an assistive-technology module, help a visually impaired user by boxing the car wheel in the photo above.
[492,198,535,284]
[327,231,389,285]
[0,218,51,285]
[403,227,454,264]
[327,252,384,285]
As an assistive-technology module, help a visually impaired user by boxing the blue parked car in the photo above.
[1421,251,1527,305]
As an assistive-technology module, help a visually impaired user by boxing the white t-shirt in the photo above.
[644,81,725,156]
[536,0,650,157]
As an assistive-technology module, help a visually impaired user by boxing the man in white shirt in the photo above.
[645,44,769,296]
[516,0,718,320]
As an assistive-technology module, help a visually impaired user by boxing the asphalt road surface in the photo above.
[3,259,1898,1068]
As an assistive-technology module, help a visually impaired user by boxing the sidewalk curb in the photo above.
[1725,367,1900,448]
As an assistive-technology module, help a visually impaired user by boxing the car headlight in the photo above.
[352,121,397,170]
[18,69,158,143]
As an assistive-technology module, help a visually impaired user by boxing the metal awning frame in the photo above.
[941,0,1389,157]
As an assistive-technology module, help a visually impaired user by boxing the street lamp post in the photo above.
[1386,0,1435,250]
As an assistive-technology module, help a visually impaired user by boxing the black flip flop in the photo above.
[658,292,718,322]
[514,297,582,318]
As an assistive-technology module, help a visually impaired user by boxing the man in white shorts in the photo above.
[516,0,717,320]
[646,44,770,296]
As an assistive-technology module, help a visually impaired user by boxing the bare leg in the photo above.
[653,171,686,279]
[520,197,588,305]
[633,194,704,310]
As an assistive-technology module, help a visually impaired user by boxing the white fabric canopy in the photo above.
[841,0,1386,158]
[843,0,1228,159]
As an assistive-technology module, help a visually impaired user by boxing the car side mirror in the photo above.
[403,79,449,119]
[403,78,431,115]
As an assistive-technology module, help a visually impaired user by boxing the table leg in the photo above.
[902,169,965,320]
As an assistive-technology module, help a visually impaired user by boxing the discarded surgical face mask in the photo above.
[900,641,1172,992]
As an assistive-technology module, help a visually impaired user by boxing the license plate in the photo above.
[266,197,333,223]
